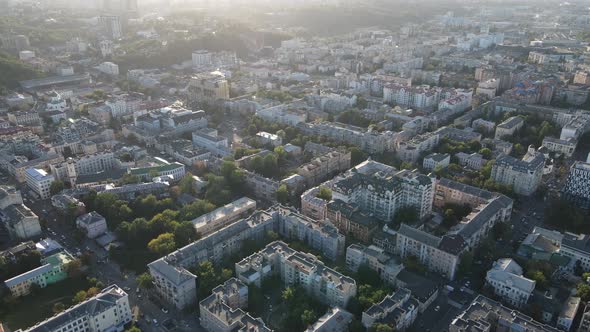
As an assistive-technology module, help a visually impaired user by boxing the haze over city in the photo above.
[1,1,590,332]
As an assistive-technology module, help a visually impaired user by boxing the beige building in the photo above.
[188,71,230,105]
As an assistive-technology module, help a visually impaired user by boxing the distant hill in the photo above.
[0,52,42,93]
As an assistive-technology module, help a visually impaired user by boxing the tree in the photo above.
[53,302,66,314]
[370,323,395,332]
[126,327,142,332]
[301,309,318,327]
[178,173,195,194]
[195,261,218,298]
[65,259,83,278]
[50,180,65,195]
[137,272,154,289]
[349,147,366,165]
[527,270,548,289]
[457,251,474,277]
[479,148,492,160]
[147,233,176,255]
[73,290,87,303]
[276,184,289,204]
[282,287,295,302]
[316,186,332,201]
[578,283,590,301]
[86,287,100,297]
[394,207,418,225]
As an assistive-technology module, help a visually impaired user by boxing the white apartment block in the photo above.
[18,285,132,332]
[235,241,357,308]
[25,168,54,199]
[305,308,353,332]
[491,146,544,196]
[148,209,278,309]
[346,244,403,285]
[256,105,307,126]
[331,166,435,222]
[0,203,42,240]
[98,61,119,76]
[76,211,108,239]
[495,116,524,139]
[557,296,580,332]
[542,137,577,158]
[362,288,419,331]
[485,258,535,308]
[191,197,256,237]
[199,278,270,332]
[396,131,440,163]
[423,153,450,171]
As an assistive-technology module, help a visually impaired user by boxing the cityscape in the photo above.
[2,0,590,331]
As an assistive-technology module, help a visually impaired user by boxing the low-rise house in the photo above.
[485,258,535,308]
[4,251,74,297]
[76,211,108,239]
[423,153,450,171]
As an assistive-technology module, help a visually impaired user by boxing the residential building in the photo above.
[0,204,42,240]
[326,200,380,242]
[396,131,440,163]
[423,153,450,171]
[191,197,257,237]
[98,62,119,76]
[495,116,524,139]
[256,105,307,126]
[450,295,560,332]
[456,152,486,170]
[76,211,108,239]
[562,156,590,209]
[192,128,230,156]
[297,149,351,187]
[199,278,270,332]
[542,137,577,158]
[148,208,278,309]
[128,161,185,181]
[256,131,282,147]
[278,206,346,261]
[235,241,357,308]
[188,71,230,104]
[361,288,419,331]
[472,118,496,133]
[491,146,545,196]
[561,231,590,272]
[19,285,132,332]
[577,302,590,332]
[305,308,353,332]
[346,244,403,285]
[299,121,396,154]
[4,251,74,297]
[485,258,535,308]
[25,168,54,200]
[557,296,581,332]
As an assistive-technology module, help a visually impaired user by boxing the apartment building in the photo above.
[305,308,353,332]
[422,153,450,171]
[192,128,230,157]
[278,206,346,261]
[562,157,590,209]
[331,167,435,222]
[50,151,116,185]
[485,258,535,308]
[434,177,495,209]
[25,167,54,199]
[128,162,185,181]
[256,105,307,126]
[495,116,524,139]
[0,203,42,240]
[362,288,419,331]
[456,152,486,170]
[557,296,581,332]
[396,224,464,280]
[297,149,351,187]
[491,146,545,196]
[18,285,132,332]
[326,200,380,242]
[188,71,230,104]
[542,137,577,158]
[191,197,257,237]
[76,211,108,239]
[235,241,357,308]
[199,278,270,332]
[148,209,277,309]
[5,251,74,297]
[450,295,560,332]
[346,244,403,285]
[299,122,396,154]
[396,131,440,163]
